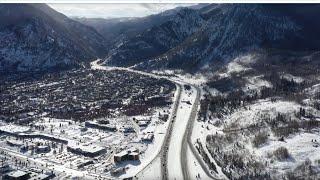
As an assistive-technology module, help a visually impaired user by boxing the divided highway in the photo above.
[91,60,213,180]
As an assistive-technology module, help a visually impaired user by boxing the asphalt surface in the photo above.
[92,60,215,180]
[134,83,182,179]
[180,85,201,180]
[160,84,182,180]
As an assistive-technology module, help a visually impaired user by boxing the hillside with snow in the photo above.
[192,51,320,179]
[100,4,320,73]
[0,4,108,72]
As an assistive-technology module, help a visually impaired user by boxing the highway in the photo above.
[91,60,214,180]
[181,86,220,180]
[0,60,213,180]
[181,85,201,180]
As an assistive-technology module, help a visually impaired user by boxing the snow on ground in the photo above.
[218,55,255,78]
[224,99,301,128]
[305,83,320,96]
[174,74,207,86]
[135,156,162,180]
[119,114,170,179]
[167,86,197,179]
[151,69,207,86]
[202,96,320,178]
[187,145,211,180]
[119,85,180,178]
[256,132,320,171]
[243,75,272,92]
[0,124,30,133]
[191,116,227,179]
[281,73,304,83]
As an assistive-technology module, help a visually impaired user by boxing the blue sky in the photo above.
[49,4,194,18]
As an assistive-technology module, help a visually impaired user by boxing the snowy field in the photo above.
[135,156,162,180]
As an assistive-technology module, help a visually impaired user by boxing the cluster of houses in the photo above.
[1,69,175,123]
[0,68,178,179]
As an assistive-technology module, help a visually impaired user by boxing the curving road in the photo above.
[181,85,201,180]
[91,60,214,180]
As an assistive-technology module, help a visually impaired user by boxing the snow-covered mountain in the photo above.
[0,4,108,72]
[102,8,206,67]
[102,4,320,71]
[2,4,320,73]
[75,4,208,48]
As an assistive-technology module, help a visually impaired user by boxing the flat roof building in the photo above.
[114,148,140,163]
[4,170,30,180]
[67,142,106,158]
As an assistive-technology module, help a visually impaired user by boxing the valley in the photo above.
[1,3,320,180]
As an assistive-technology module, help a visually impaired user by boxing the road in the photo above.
[182,86,222,180]
[134,83,182,179]
[91,60,213,180]
[181,85,201,180]
[0,60,212,180]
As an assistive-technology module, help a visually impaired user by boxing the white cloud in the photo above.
[49,4,194,18]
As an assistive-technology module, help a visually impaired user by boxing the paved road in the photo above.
[91,60,214,180]
[134,83,182,179]
[182,86,222,180]
[160,84,182,180]
[181,85,201,180]
[92,60,183,179]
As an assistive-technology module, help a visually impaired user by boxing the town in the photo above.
[0,68,176,179]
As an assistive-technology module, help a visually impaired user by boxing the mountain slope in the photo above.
[0,4,108,72]
[102,8,206,67]
[102,4,320,71]
[76,4,208,48]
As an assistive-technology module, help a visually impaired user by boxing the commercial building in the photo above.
[67,142,106,158]
[114,148,140,163]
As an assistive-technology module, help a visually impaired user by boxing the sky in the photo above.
[49,4,194,18]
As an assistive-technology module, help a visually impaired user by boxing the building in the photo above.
[97,119,109,125]
[159,114,169,122]
[6,139,23,147]
[114,148,140,163]
[0,164,11,174]
[128,152,139,161]
[142,133,154,142]
[122,126,135,133]
[67,142,106,158]
[85,121,116,132]
[36,145,51,154]
[4,170,30,180]
[29,173,55,180]
[133,117,151,128]
[76,160,94,169]
[110,167,125,176]
[114,151,128,163]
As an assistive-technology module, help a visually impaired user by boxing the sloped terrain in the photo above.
[196,52,320,179]
[103,8,205,67]
[102,4,320,72]
[0,4,108,72]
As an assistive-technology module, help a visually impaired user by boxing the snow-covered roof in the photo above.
[0,124,30,133]
[128,152,139,156]
[68,141,105,153]
[114,151,128,157]
[6,170,28,177]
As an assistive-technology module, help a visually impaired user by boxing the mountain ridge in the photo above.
[0,4,108,72]
[101,4,320,72]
